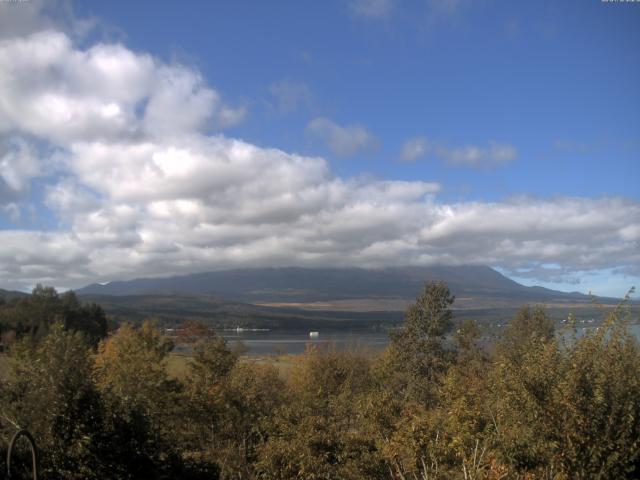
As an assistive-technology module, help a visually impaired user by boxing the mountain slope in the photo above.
[77,292,405,330]
[0,288,28,301]
[76,265,590,304]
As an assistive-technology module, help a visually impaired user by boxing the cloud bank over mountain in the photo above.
[0,5,638,292]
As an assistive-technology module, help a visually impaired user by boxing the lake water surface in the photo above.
[217,324,640,356]
[219,329,390,356]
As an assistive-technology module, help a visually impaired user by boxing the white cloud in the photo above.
[1,178,638,291]
[306,117,378,157]
[144,66,246,136]
[0,137,42,198]
[0,30,245,147]
[0,8,637,292]
[349,0,395,19]
[44,177,100,218]
[400,137,430,162]
[0,0,88,41]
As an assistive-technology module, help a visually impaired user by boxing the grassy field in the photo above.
[165,352,298,380]
[0,350,298,382]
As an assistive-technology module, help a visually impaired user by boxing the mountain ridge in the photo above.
[0,288,28,301]
[75,265,594,305]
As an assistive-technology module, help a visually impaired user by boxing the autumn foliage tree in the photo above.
[1,323,105,479]
[1,283,639,479]
[92,321,182,479]
[256,346,385,480]
[491,299,640,478]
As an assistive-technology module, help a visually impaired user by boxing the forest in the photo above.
[0,282,638,479]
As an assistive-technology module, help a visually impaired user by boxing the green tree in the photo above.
[59,291,108,347]
[2,323,106,479]
[0,286,107,346]
[386,281,455,405]
[219,362,285,478]
[178,334,290,479]
[179,336,239,466]
[189,336,239,389]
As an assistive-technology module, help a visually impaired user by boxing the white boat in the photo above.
[309,331,319,338]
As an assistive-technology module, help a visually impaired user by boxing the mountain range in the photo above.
[3,266,629,329]
[0,288,28,301]
[76,265,596,307]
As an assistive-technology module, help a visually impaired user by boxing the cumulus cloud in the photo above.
[0,7,638,292]
[0,137,41,200]
[44,177,101,218]
[0,29,245,146]
[400,137,430,162]
[0,0,89,41]
[143,66,245,136]
[349,0,395,19]
[306,117,378,157]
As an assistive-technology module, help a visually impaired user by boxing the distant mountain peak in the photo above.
[75,265,588,305]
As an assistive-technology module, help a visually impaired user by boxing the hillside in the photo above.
[76,265,592,305]
[72,266,634,330]
[77,293,405,330]
[0,288,28,301]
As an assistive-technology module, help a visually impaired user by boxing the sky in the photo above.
[0,0,638,296]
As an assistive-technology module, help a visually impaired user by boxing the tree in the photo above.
[188,336,239,389]
[94,321,175,411]
[179,336,239,460]
[435,319,495,475]
[2,323,106,479]
[177,320,215,344]
[256,346,385,480]
[386,281,455,405]
[216,362,285,478]
[93,321,180,479]
[59,291,108,347]
[550,306,640,477]
[497,305,554,363]
[490,300,640,478]
[179,336,289,478]
[0,286,107,346]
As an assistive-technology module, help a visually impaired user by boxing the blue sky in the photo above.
[0,0,638,296]
[77,0,640,201]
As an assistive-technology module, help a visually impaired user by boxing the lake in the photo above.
[216,323,640,356]
[218,329,390,356]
